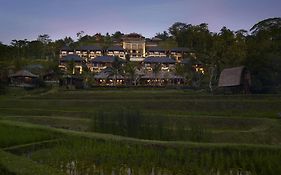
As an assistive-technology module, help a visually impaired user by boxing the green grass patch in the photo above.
[1,90,281,118]
[1,110,281,145]
[1,90,281,174]
[30,137,281,175]
[1,120,281,174]
[0,122,60,148]
[0,150,63,175]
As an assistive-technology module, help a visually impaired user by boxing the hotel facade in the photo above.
[59,33,203,85]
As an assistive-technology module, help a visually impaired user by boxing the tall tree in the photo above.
[152,63,162,86]
[37,34,51,45]
[112,31,124,39]
[37,34,52,59]
[11,39,29,59]
[26,41,44,59]
[108,56,124,86]
[246,18,281,93]
[76,31,85,40]
[124,62,138,86]
[63,37,74,46]
[169,22,188,37]
[155,31,169,41]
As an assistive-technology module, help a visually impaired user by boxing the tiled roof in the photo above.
[77,45,102,51]
[91,56,124,63]
[144,57,176,64]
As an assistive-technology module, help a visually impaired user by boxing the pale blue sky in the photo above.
[0,0,280,44]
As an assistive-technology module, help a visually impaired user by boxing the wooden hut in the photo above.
[218,66,251,93]
[9,70,39,88]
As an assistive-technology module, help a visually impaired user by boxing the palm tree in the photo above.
[124,62,137,86]
[65,60,75,87]
[152,63,162,86]
[82,66,94,88]
[174,63,186,85]
[108,56,123,86]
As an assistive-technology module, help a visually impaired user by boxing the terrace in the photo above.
[1,90,281,174]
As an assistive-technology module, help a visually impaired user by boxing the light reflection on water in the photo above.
[58,160,252,175]
[59,160,170,175]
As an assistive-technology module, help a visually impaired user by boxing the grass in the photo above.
[1,119,281,175]
[0,150,63,175]
[1,112,281,144]
[1,92,281,118]
[29,138,281,175]
[0,122,60,148]
[1,89,281,174]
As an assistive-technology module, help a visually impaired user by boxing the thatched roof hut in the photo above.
[9,70,39,78]
[218,66,251,93]
[9,70,39,88]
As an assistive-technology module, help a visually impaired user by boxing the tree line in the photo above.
[0,17,281,93]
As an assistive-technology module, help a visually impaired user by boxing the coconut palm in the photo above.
[152,63,162,86]
[82,66,95,88]
[108,56,124,86]
[65,60,75,87]
[124,62,138,86]
[174,63,186,85]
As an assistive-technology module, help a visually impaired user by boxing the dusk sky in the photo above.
[0,0,281,44]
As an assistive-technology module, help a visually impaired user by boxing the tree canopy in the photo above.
[0,17,280,93]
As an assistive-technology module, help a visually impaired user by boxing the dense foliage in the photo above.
[0,18,281,93]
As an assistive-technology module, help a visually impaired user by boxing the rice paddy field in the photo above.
[1,88,281,175]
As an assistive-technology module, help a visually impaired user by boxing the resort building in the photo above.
[60,46,74,58]
[57,35,202,86]
[94,68,125,86]
[89,56,124,73]
[141,57,183,86]
[107,46,126,60]
[75,45,103,61]
[59,55,84,74]
[143,57,176,72]
[146,47,167,57]
[122,33,146,61]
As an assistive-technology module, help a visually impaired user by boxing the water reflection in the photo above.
[58,160,252,175]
